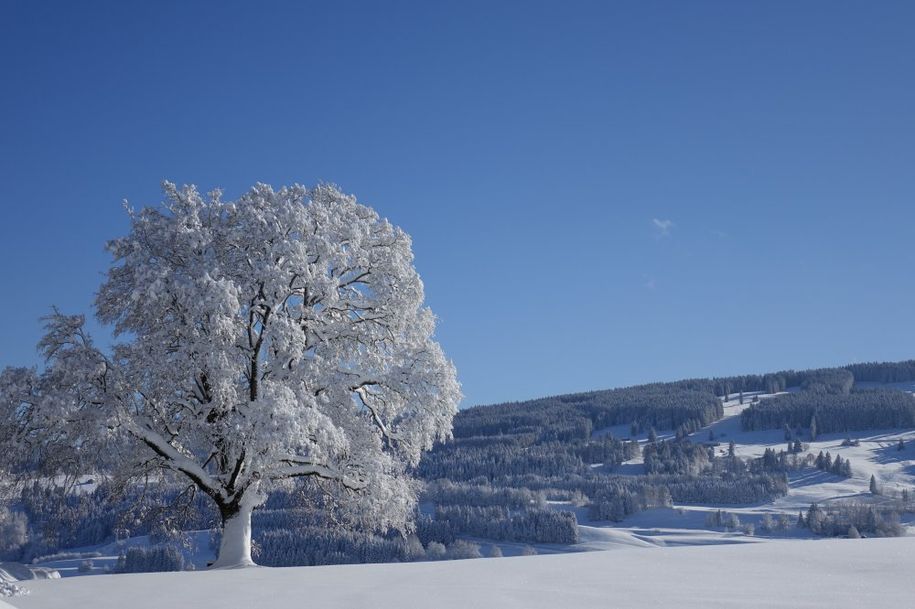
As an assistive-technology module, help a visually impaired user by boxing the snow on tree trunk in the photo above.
[213,506,254,568]
[212,490,263,569]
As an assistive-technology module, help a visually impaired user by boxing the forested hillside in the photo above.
[741,389,915,434]
[416,360,915,552]
[4,360,915,572]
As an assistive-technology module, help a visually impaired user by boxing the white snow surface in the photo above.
[11,537,914,609]
[12,384,915,607]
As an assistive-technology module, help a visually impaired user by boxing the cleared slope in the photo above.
[13,537,912,609]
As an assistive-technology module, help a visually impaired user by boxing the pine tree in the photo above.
[870,475,880,495]
[806,503,823,534]
[815,451,826,469]
[831,455,843,475]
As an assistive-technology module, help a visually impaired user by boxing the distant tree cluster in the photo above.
[662,473,788,505]
[740,389,915,433]
[757,512,794,534]
[704,509,743,531]
[750,448,853,478]
[844,361,915,383]
[643,440,710,475]
[813,451,853,477]
[116,546,186,573]
[669,367,849,397]
[240,494,489,567]
[455,383,724,440]
[419,438,592,481]
[675,361,915,398]
[799,369,854,395]
[585,470,787,521]
[799,502,904,537]
[431,505,579,544]
[587,482,672,521]
[419,434,639,482]
[424,480,544,510]
[255,526,427,567]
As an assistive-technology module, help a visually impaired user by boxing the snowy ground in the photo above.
[573,388,915,547]
[11,537,915,609]
[11,384,915,606]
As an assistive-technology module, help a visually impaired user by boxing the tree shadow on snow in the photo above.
[872,441,914,465]
[788,469,842,488]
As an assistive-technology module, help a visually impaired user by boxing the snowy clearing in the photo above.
[566,388,915,545]
[10,384,915,607]
[12,537,913,609]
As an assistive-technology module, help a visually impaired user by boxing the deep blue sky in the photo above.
[2,1,914,407]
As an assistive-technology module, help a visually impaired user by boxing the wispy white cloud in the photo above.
[652,218,674,237]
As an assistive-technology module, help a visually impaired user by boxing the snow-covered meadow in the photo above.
[6,383,915,608]
[564,389,915,547]
[11,537,915,609]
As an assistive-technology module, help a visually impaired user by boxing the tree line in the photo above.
[740,389,915,434]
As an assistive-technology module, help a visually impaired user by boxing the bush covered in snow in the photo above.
[0,581,29,598]
[799,502,905,538]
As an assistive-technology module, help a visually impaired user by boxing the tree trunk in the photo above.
[211,494,258,568]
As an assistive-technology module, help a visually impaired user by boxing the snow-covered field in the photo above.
[8,384,915,608]
[10,537,914,609]
[577,389,915,546]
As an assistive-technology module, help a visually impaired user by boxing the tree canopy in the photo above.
[0,182,460,567]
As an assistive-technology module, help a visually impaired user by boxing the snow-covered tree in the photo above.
[869,475,880,496]
[0,506,28,557]
[0,182,460,567]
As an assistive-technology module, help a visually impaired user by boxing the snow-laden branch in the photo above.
[274,458,367,491]
[130,423,227,502]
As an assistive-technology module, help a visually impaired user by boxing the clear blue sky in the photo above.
[2,1,914,407]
